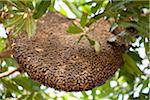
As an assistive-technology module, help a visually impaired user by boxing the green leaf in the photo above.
[20,0,34,10]
[91,88,96,100]
[82,91,88,97]
[63,0,82,18]
[49,0,55,12]
[34,92,45,100]
[26,93,34,100]
[1,66,8,72]
[80,12,88,27]
[4,90,12,98]
[130,37,136,43]
[13,19,25,35]
[3,57,17,67]
[3,15,23,28]
[119,67,135,84]
[81,91,88,99]
[25,17,36,37]
[127,51,142,64]
[60,6,67,16]
[0,38,6,51]
[123,53,143,76]
[88,0,140,26]
[89,39,95,45]
[12,75,40,91]
[144,40,150,61]
[80,4,91,15]
[6,0,25,11]
[141,79,149,90]
[91,1,103,14]
[67,24,83,34]
[118,22,146,35]
[86,12,106,26]
[33,0,51,19]
[1,79,20,93]
[101,0,109,8]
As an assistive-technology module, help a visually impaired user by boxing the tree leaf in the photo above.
[89,39,95,45]
[20,0,34,10]
[144,40,150,61]
[60,6,67,16]
[141,79,149,90]
[0,38,6,51]
[3,57,17,67]
[127,51,142,64]
[34,92,45,100]
[119,66,135,84]
[63,0,82,18]
[118,22,146,35]
[26,93,34,100]
[33,0,51,19]
[91,88,96,100]
[25,17,36,37]
[80,12,88,27]
[49,0,55,12]
[1,79,20,93]
[91,1,103,14]
[67,24,83,34]
[123,53,143,76]
[13,19,25,35]
[81,91,88,100]
[12,75,40,91]
[3,15,23,28]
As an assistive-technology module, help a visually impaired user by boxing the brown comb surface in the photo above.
[12,12,125,92]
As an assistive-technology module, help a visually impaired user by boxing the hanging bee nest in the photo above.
[12,12,125,92]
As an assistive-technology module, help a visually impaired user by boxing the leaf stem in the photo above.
[0,67,21,78]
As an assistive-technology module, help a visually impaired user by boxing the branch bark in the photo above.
[0,49,13,58]
[0,67,21,78]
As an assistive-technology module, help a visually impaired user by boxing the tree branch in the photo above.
[0,49,13,58]
[0,68,20,78]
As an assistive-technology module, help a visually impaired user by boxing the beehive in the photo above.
[12,12,125,92]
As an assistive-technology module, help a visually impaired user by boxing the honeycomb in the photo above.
[12,13,125,92]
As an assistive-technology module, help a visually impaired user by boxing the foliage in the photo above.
[0,0,50,37]
[0,0,149,100]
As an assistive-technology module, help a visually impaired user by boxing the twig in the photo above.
[0,49,13,58]
[0,68,20,78]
